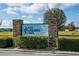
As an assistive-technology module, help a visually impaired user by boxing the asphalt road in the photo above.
[0,50,78,56]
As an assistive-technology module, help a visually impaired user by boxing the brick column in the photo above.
[48,18,58,47]
[13,19,23,37]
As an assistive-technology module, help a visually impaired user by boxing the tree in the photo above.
[68,22,75,31]
[44,8,66,30]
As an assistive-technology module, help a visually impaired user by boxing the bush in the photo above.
[6,38,13,47]
[14,36,48,49]
[0,38,13,48]
[0,39,7,48]
[57,38,79,51]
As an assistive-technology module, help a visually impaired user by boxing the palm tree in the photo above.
[44,6,66,30]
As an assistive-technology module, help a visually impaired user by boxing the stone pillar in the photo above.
[13,19,23,37]
[48,18,58,47]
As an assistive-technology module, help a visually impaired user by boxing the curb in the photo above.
[55,51,79,55]
[0,49,35,52]
[0,49,79,55]
[0,48,51,52]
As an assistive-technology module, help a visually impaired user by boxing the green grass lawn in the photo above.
[58,31,79,51]
[59,31,79,35]
[0,32,13,39]
[58,31,79,39]
[0,31,79,39]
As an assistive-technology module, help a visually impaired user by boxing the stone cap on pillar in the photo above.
[13,19,23,22]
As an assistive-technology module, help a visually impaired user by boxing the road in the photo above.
[0,50,78,56]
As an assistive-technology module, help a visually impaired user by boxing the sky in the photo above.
[0,3,79,28]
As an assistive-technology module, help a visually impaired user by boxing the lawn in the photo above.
[0,31,79,39]
[0,32,13,39]
[58,31,79,51]
[58,31,79,39]
[59,31,79,35]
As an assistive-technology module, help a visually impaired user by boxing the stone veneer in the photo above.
[13,19,23,37]
[48,18,58,47]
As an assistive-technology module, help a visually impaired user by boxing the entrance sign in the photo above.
[22,24,48,36]
[13,19,57,47]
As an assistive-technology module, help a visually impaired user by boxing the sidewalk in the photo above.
[0,48,79,55]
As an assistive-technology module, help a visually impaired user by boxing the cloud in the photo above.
[47,3,77,10]
[3,7,19,15]
[2,3,78,15]
[22,15,33,20]
[22,15,34,23]
[22,15,43,23]
[6,3,26,7]
[6,3,32,7]
[2,3,26,15]
[0,20,12,28]
[22,16,26,18]
[57,3,77,9]
[0,3,78,28]
[4,3,47,14]
[20,3,47,14]
[62,3,77,7]
[47,3,57,9]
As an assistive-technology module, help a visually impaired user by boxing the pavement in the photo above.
[0,48,79,56]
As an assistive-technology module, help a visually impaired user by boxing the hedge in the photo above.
[57,38,79,51]
[14,36,48,49]
[0,38,13,48]
[6,38,13,47]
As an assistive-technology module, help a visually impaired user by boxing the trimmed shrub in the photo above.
[0,38,13,48]
[0,39,7,48]
[57,38,79,51]
[6,38,13,47]
[14,36,48,49]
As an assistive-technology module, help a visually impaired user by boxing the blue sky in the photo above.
[0,3,79,28]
